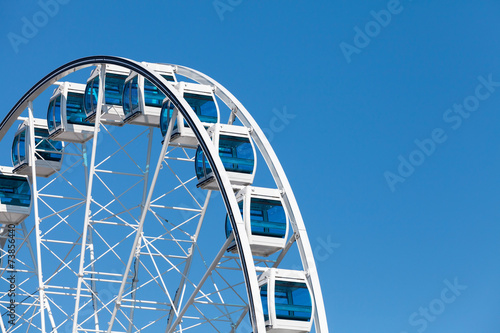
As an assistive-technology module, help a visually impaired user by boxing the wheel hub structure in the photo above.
[0,56,328,333]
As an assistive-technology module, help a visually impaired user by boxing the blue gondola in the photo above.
[47,82,93,143]
[123,63,177,126]
[259,268,314,333]
[225,186,288,256]
[12,119,63,178]
[160,82,219,148]
[0,167,31,226]
[195,124,256,190]
[84,64,130,125]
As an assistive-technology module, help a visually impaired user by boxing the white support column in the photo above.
[127,127,154,333]
[82,142,100,333]
[73,64,106,333]
[27,101,46,333]
[88,230,100,332]
[106,109,178,333]
[21,220,58,333]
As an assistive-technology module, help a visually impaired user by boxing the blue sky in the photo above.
[1,1,500,332]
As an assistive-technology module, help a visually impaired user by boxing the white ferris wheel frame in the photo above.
[0,56,329,333]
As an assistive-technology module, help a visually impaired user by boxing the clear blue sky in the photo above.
[1,1,500,332]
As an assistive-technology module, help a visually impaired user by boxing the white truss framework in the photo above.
[0,56,329,333]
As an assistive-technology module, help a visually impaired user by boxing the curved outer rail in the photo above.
[0,56,329,333]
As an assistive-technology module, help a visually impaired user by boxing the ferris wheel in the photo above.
[0,56,329,333]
